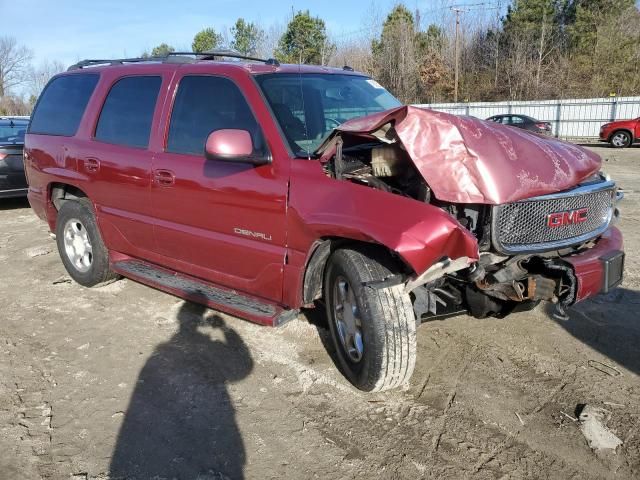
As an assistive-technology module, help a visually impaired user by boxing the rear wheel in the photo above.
[55,198,118,287]
[610,131,631,148]
[324,247,416,392]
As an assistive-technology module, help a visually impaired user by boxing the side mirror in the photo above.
[204,129,270,166]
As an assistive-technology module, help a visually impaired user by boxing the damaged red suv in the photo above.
[25,53,624,392]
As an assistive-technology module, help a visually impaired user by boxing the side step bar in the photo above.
[112,258,298,327]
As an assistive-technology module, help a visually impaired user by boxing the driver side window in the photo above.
[166,75,265,156]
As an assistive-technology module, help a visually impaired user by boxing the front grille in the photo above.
[492,181,615,253]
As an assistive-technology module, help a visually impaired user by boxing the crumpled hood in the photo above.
[319,106,602,204]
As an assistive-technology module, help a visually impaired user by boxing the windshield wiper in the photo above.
[294,151,320,159]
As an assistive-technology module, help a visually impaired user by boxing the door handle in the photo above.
[154,169,175,186]
[85,158,100,173]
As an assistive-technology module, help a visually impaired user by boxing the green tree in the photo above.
[567,0,636,51]
[502,0,562,34]
[230,19,263,56]
[150,43,175,57]
[415,25,452,102]
[372,5,420,102]
[275,10,334,64]
[497,0,567,98]
[567,0,640,95]
[192,28,222,53]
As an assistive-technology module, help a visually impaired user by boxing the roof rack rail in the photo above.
[67,50,281,71]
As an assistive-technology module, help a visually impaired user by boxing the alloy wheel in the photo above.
[63,218,93,273]
[611,132,628,147]
[332,276,364,363]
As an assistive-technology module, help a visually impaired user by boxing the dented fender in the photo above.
[288,161,479,278]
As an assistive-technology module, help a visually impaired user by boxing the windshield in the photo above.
[0,121,28,145]
[255,73,401,156]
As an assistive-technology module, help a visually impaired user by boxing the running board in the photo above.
[112,258,298,327]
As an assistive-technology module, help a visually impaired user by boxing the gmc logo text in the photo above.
[546,208,588,228]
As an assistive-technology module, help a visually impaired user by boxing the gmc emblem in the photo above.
[546,208,588,228]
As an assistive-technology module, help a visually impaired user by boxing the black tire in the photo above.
[55,198,119,287]
[609,130,632,148]
[324,247,417,392]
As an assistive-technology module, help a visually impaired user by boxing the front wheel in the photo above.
[610,131,631,148]
[324,247,417,392]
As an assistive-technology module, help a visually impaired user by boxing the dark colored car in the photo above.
[0,116,29,198]
[599,118,640,148]
[25,52,624,392]
[486,114,552,135]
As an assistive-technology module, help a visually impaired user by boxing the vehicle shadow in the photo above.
[0,197,29,210]
[302,302,346,377]
[545,287,640,376]
[109,301,253,480]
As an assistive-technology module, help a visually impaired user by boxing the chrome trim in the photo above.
[520,180,615,201]
[491,180,616,254]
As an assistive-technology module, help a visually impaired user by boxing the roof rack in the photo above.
[67,50,280,71]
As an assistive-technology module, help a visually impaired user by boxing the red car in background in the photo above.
[600,117,640,148]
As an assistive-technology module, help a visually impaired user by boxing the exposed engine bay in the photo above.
[322,133,616,322]
[324,139,431,203]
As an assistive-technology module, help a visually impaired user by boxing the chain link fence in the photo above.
[415,96,640,140]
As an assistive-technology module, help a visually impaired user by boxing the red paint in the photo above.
[563,227,624,301]
[546,208,589,228]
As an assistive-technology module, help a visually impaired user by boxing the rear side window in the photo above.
[167,75,264,155]
[95,76,161,148]
[29,74,99,136]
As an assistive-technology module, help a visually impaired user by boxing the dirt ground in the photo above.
[1,144,639,480]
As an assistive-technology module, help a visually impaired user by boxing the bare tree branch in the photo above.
[0,36,33,97]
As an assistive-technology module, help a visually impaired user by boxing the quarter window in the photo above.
[29,74,99,136]
[95,76,161,148]
[167,75,264,155]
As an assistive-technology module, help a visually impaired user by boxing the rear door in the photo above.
[149,69,289,302]
[77,73,166,256]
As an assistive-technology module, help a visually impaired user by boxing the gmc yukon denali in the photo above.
[25,52,624,392]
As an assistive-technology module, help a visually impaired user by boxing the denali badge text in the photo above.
[546,208,588,228]
[234,227,272,241]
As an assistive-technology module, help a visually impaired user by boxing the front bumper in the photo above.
[563,227,624,302]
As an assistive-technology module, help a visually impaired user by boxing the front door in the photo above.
[150,73,288,302]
